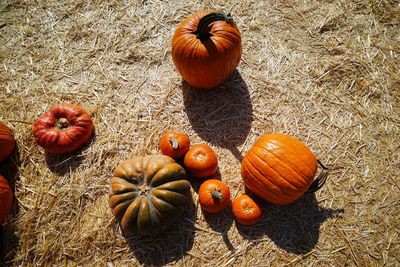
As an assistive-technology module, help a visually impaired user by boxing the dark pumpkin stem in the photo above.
[56,118,70,130]
[210,189,224,200]
[193,12,233,41]
[306,159,329,193]
[168,136,179,149]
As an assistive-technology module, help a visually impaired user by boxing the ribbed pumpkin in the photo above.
[172,10,242,89]
[109,155,191,236]
[0,175,13,223]
[0,121,15,162]
[241,134,328,205]
[33,103,94,154]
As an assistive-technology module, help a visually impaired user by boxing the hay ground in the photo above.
[0,0,399,266]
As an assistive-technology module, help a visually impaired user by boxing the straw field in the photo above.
[0,0,399,266]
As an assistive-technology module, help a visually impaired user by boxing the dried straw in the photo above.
[0,0,399,266]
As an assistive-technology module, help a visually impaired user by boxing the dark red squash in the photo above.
[241,133,328,205]
[33,103,94,154]
[0,175,13,223]
[0,121,15,162]
[172,10,242,89]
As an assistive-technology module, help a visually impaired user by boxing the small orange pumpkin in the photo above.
[198,179,230,213]
[172,10,242,89]
[232,194,262,226]
[0,175,13,223]
[159,130,190,160]
[184,144,218,179]
[241,133,328,205]
[0,121,15,162]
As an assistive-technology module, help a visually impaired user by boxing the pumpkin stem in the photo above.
[55,118,70,130]
[193,12,233,41]
[210,189,224,200]
[306,159,329,193]
[168,136,179,149]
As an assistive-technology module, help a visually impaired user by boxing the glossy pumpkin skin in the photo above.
[0,175,13,223]
[172,10,242,89]
[33,103,94,154]
[198,179,230,213]
[184,144,218,179]
[0,121,15,162]
[241,133,318,205]
[159,130,190,160]
[109,155,191,236]
[232,194,262,226]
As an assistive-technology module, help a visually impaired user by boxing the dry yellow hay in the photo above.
[1,0,399,266]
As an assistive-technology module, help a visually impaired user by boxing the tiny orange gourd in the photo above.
[232,194,262,226]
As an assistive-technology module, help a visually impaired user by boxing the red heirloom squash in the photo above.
[109,155,191,236]
[33,103,94,154]
[0,175,13,223]
[241,134,328,205]
[0,121,15,162]
[172,10,242,89]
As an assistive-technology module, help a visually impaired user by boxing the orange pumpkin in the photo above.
[159,130,190,160]
[184,144,218,179]
[241,133,328,205]
[0,121,15,162]
[0,175,13,223]
[198,179,230,213]
[232,194,262,226]
[172,10,242,89]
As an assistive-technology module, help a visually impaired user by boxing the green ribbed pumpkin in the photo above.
[109,155,190,236]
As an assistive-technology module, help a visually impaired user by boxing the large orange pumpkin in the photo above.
[172,10,242,89]
[0,175,13,223]
[241,133,328,205]
[0,121,15,162]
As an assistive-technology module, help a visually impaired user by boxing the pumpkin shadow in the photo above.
[236,193,344,254]
[45,132,96,175]
[0,145,21,265]
[202,207,235,251]
[125,195,196,266]
[182,70,253,162]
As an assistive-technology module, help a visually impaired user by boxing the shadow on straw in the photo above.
[182,70,253,162]
[236,192,344,254]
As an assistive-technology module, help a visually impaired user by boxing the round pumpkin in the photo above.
[0,175,13,223]
[109,155,191,236]
[198,179,230,213]
[241,133,328,205]
[232,194,262,226]
[0,121,15,162]
[184,144,218,179]
[159,130,190,160]
[172,10,242,89]
[33,103,94,154]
